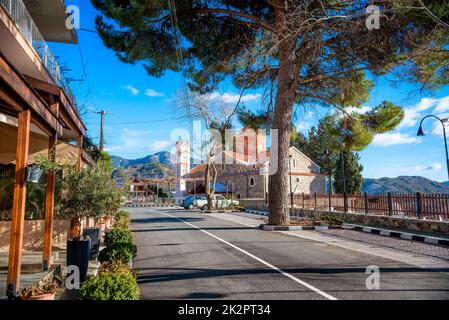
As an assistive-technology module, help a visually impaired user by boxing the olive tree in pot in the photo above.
[57,162,122,282]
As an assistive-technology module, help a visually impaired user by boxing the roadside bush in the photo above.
[115,210,130,221]
[114,211,131,229]
[100,227,137,264]
[320,215,344,226]
[104,227,133,246]
[79,262,139,300]
[114,217,130,229]
[98,242,137,264]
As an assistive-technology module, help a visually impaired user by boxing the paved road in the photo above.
[130,207,449,300]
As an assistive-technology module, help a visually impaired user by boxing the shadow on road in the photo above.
[136,266,449,285]
[131,226,256,232]
[131,216,204,224]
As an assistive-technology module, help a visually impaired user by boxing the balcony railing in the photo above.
[0,0,77,110]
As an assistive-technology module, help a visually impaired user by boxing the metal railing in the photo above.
[0,0,77,109]
[292,192,449,220]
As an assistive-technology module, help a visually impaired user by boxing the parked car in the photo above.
[182,194,239,210]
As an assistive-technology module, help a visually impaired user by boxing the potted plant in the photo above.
[20,278,60,300]
[57,161,122,282]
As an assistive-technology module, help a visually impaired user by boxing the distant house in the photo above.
[176,128,326,200]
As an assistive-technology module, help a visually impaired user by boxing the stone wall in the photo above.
[241,198,449,235]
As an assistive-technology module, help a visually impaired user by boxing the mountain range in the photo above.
[111,151,176,179]
[111,152,449,194]
[362,176,449,194]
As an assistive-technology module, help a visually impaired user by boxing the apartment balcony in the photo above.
[0,0,77,109]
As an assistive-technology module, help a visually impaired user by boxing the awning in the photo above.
[0,120,81,165]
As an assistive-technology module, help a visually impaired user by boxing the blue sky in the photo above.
[50,0,449,182]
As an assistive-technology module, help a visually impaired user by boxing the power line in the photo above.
[168,0,192,124]
[108,116,185,125]
[76,36,98,110]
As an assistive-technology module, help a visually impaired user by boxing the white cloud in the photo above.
[345,106,372,114]
[106,128,151,152]
[150,140,171,151]
[372,132,421,147]
[122,85,139,96]
[398,96,449,129]
[433,96,449,113]
[409,163,442,172]
[207,92,261,104]
[145,89,165,97]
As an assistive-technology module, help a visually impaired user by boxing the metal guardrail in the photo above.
[0,0,77,109]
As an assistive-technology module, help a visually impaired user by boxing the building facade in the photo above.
[0,0,90,297]
[179,129,326,200]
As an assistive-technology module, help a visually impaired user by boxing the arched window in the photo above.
[292,159,297,168]
[249,177,255,186]
[236,193,241,199]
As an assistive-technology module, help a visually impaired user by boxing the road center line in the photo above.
[140,208,337,300]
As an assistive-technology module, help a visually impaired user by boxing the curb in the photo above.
[259,224,340,231]
[123,204,177,208]
[245,209,269,216]
[203,209,241,213]
[344,224,449,247]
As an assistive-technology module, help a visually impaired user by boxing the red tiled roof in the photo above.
[188,163,207,175]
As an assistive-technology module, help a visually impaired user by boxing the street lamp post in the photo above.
[323,148,333,194]
[417,115,449,180]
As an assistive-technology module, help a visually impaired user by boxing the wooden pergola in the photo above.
[0,53,90,297]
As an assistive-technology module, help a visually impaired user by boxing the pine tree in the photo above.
[334,152,364,194]
[91,0,449,225]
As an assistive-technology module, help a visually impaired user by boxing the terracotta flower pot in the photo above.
[21,293,55,300]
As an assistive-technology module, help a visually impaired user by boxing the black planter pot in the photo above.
[67,238,91,283]
[83,228,100,259]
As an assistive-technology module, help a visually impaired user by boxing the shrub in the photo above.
[114,210,131,229]
[114,210,130,221]
[320,215,344,226]
[99,261,134,275]
[114,218,130,229]
[79,264,139,300]
[104,228,133,246]
[98,242,137,264]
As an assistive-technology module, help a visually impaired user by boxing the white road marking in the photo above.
[138,208,338,300]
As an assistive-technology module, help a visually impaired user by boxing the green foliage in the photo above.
[105,228,133,246]
[114,210,131,229]
[334,152,364,194]
[98,242,137,264]
[0,166,14,219]
[320,215,344,226]
[56,162,123,221]
[79,263,139,300]
[25,182,46,220]
[99,228,137,264]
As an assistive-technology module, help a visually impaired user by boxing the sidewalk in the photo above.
[208,212,449,270]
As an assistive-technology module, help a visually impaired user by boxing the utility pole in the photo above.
[88,109,112,151]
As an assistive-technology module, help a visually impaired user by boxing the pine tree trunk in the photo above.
[268,3,297,226]
[205,163,213,210]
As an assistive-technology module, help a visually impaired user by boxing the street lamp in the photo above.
[323,148,333,194]
[417,115,449,180]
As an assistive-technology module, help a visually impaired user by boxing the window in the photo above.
[296,177,300,183]
[292,159,297,168]
[249,177,255,186]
